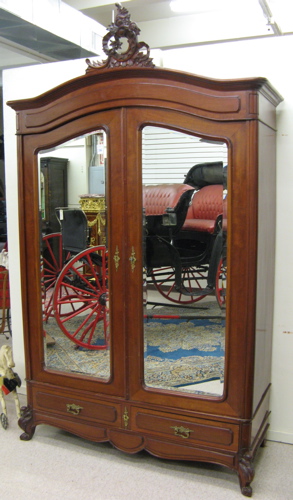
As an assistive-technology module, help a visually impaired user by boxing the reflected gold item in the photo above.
[66,404,83,415]
[87,212,106,235]
[79,195,107,246]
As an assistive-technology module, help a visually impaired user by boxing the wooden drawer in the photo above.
[34,390,119,424]
[132,408,239,451]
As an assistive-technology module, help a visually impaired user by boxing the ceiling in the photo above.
[0,6,101,87]
[63,0,293,48]
[68,0,188,26]
[0,0,293,83]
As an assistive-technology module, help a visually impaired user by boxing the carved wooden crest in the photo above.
[86,3,155,71]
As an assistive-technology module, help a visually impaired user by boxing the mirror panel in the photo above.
[142,126,227,397]
[39,130,111,380]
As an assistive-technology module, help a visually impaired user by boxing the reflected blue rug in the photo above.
[144,312,225,389]
[44,302,225,390]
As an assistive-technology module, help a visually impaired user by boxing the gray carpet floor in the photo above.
[1,393,293,500]
[1,317,293,500]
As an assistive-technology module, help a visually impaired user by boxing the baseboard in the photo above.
[267,429,293,445]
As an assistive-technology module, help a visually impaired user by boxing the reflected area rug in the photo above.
[144,319,224,390]
[144,302,225,393]
[44,301,225,395]
[44,321,110,380]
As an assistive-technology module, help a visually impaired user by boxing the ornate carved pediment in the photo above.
[86,3,155,71]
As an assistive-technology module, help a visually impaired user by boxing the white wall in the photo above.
[3,36,293,444]
[40,139,89,207]
[2,58,90,390]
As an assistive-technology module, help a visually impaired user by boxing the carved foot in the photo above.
[238,455,255,497]
[18,405,36,441]
[241,486,252,497]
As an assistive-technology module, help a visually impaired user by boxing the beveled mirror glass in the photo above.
[39,130,111,380]
[142,126,227,397]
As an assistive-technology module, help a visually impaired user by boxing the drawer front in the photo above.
[132,409,239,451]
[35,391,119,424]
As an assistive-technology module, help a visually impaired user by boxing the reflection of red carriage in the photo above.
[42,211,109,351]
[42,162,227,350]
[0,243,11,338]
[144,161,227,309]
[0,266,11,338]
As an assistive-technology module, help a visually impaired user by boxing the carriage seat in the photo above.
[143,183,195,215]
[143,184,195,236]
[55,208,88,253]
[182,184,223,234]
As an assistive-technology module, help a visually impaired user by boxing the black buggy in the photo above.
[42,162,227,350]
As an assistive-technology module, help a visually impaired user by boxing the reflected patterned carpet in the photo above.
[144,315,224,389]
[44,321,110,379]
[44,301,225,391]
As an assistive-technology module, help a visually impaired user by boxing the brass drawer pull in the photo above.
[171,425,193,439]
[66,404,83,415]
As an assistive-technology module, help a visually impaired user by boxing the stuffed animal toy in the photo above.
[0,345,21,429]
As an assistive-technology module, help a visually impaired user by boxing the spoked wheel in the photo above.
[42,233,71,321]
[53,245,109,350]
[150,266,208,304]
[5,308,11,337]
[0,413,8,429]
[216,257,226,308]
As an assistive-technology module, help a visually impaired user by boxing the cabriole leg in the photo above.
[18,405,36,441]
[238,455,255,497]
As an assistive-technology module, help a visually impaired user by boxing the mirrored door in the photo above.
[142,126,227,397]
[39,130,111,380]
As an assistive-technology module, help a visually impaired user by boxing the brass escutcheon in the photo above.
[123,407,129,428]
[129,247,136,272]
[113,246,120,271]
[66,404,83,415]
[170,425,193,439]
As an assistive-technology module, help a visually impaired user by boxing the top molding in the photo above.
[6,3,283,130]
[86,3,155,70]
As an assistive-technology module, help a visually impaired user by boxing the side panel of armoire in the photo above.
[251,93,278,444]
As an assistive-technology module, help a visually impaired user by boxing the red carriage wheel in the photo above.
[53,245,109,350]
[216,257,226,308]
[42,233,71,321]
[150,266,207,305]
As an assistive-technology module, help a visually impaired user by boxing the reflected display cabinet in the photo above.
[8,6,282,497]
[40,156,68,234]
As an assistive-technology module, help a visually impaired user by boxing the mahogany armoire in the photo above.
[7,5,283,496]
